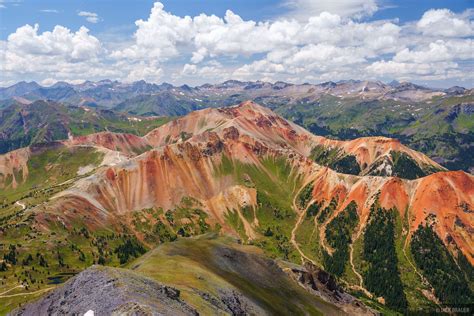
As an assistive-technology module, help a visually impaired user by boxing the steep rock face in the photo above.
[84,145,231,215]
[0,100,443,189]
[410,171,474,263]
[64,132,150,156]
[0,142,65,189]
[0,147,30,189]
[311,136,445,177]
[0,132,147,188]
[289,262,377,315]
[12,237,354,315]
[309,167,411,220]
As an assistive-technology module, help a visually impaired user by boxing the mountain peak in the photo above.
[234,100,266,111]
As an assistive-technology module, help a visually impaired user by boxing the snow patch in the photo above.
[128,117,142,122]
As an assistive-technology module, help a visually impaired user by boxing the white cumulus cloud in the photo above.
[393,40,473,63]
[417,9,473,37]
[0,24,116,83]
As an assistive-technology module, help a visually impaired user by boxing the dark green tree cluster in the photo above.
[57,251,65,267]
[165,210,174,224]
[95,238,111,265]
[275,232,291,259]
[317,198,338,223]
[114,237,147,264]
[331,155,361,175]
[180,131,192,142]
[77,250,86,262]
[306,202,320,218]
[153,220,177,243]
[198,216,210,233]
[363,205,407,311]
[256,191,292,220]
[390,151,426,179]
[22,254,33,266]
[177,225,193,237]
[297,182,314,208]
[37,253,48,267]
[192,209,210,234]
[79,227,90,239]
[98,256,106,265]
[255,190,294,259]
[411,223,474,305]
[3,244,17,265]
[322,201,359,277]
[457,251,474,283]
[310,145,361,175]
[264,227,274,237]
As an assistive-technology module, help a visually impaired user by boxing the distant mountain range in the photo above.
[1,79,473,173]
[1,79,469,112]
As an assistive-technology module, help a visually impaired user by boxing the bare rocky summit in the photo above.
[10,266,198,316]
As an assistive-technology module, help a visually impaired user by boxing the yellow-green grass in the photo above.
[128,234,339,315]
[0,146,103,204]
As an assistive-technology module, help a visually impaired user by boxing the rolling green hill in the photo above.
[0,100,171,154]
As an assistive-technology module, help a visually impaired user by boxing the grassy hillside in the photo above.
[0,100,171,154]
[128,235,338,315]
[216,155,302,260]
[0,146,104,204]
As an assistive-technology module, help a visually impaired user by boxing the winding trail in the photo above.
[0,285,23,296]
[290,180,317,266]
[402,233,440,305]
[290,201,318,266]
[0,286,54,299]
[347,220,373,298]
[348,243,372,298]
[15,201,26,210]
[403,237,425,282]
[348,244,364,286]
[318,214,333,256]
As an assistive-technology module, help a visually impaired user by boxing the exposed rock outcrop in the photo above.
[11,266,198,316]
[288,262,378,316]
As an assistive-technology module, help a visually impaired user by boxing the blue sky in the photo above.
[0,0,472,87]
[1,1,285,41]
